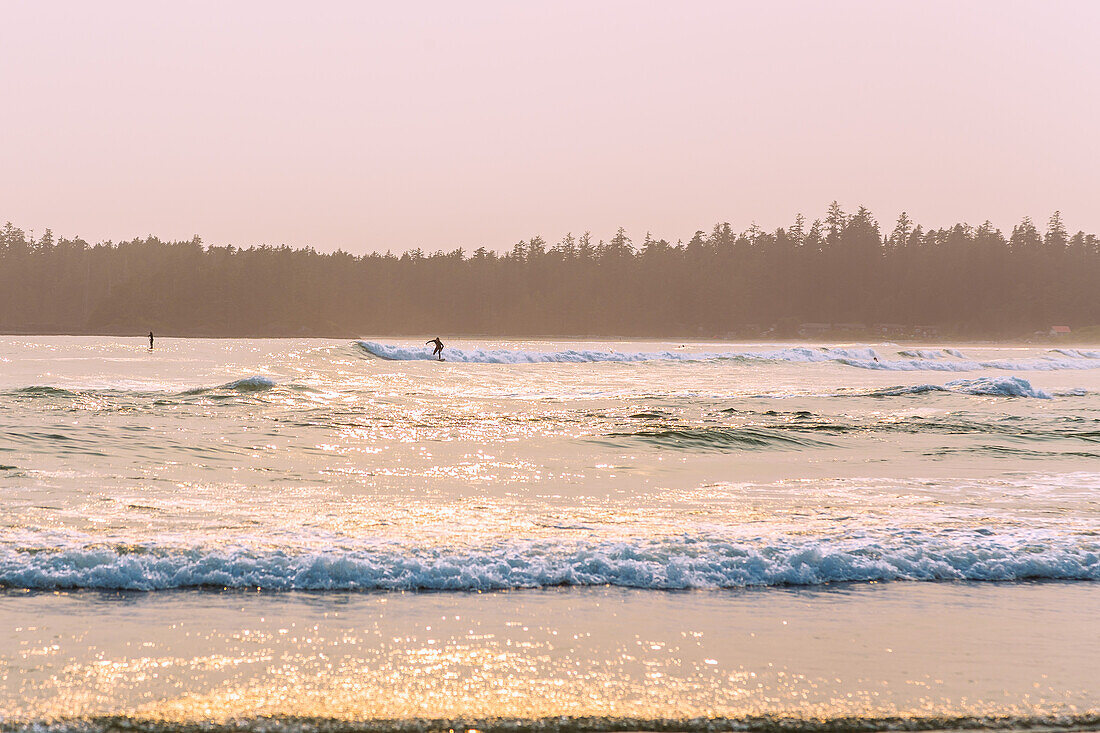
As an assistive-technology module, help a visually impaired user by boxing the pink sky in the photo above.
[2,1,1098,254]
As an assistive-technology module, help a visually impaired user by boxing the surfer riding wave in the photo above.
[427,337,445,361]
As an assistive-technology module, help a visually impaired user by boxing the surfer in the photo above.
[148,331,154,350]
[426,337,444,360]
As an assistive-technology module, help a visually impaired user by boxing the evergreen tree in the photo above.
[0,206,1096,338]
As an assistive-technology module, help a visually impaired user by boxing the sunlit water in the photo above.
[1,337,1098,729]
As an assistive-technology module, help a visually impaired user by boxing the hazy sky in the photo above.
[2,1,1098,253]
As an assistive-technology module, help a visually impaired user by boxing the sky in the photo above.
[2,0,1098,254]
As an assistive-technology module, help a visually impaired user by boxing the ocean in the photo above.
[1,337,1097,731]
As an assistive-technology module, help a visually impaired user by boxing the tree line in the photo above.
[1,204,1097,338]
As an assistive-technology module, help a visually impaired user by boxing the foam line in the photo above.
[357,341,1100,371]
[3,532,1097,591]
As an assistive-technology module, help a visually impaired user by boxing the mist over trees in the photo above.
[1,204,1097,339]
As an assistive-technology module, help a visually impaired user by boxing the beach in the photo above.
[4,583,1098,728]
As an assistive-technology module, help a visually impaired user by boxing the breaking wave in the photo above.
[2,532,1097,591]
[870,376,1052,399]
[357,341,1100,371]
[356,340,746,363]
[838,356,1100,372]
[217,375,277,391]
[357,341,888,365]
[1052,348,1100,359]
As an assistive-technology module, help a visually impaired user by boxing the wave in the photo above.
[181,376,277,395]
[870,376,1052,399]
[840,356,1100,372]
[4,377,279,399]
[948,376,1052,398]
[2,532,1097,591]
[1052,348,1100,359]
[605,426,834,450]
[357,341,886,364]
[896,348,966,359]
[357,341,1100,372]
[7,385,83,398]
[218,375,277,391]
[7,714,1100,733]
[358,340,721,363]
[924,444,1100,459]
[612,412,1099,448]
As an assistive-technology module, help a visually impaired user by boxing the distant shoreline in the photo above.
[3,208,1099,347]
[0,330,1097,346]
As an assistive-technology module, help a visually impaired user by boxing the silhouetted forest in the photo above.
[2,204,1098,339]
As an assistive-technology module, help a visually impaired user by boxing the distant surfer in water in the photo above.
[426,337,444,360]
[149,331,154,350]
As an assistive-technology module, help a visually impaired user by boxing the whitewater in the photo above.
[358,339,1100,371]
[2,337,1099,591]
[1,336,1098,727]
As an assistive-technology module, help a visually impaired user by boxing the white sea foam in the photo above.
[220,375,277,391]
[869,376,1052,398]
[2,533,1097,591]
[358,341,885,364]
[358,341,1100,372]
[945,376,1053,398]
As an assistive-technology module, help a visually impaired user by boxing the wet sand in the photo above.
[2,582,1097,729]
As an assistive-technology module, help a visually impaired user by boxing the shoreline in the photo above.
[3,715,1099,733]
[1,332,1098,347]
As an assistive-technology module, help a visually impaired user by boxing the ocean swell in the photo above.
[605,426,835,451]
[897,348,967,359]
[181,376,277,395]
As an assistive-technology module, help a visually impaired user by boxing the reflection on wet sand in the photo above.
[2,584,1097,727]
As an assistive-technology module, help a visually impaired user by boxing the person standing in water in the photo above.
[149,331,154,350]
[426,337,444,360]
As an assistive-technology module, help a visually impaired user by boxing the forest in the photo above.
[1,204,1097,339]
